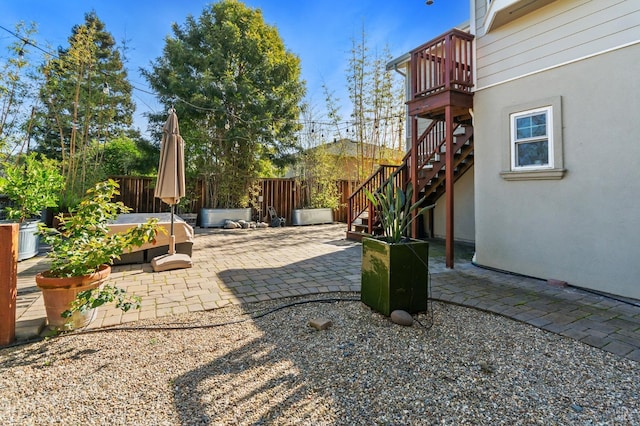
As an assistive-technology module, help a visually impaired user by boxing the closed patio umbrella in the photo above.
[151,108,192,272]
[155,108,185,207]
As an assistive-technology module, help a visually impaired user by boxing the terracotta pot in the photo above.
[36,265,111,330]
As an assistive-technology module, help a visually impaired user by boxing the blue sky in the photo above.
[0,0,469,137]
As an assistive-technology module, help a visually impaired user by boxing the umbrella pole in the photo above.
[170,204,176,255]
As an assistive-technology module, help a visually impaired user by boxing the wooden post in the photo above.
[0,223,18,346]
[445,105,455,268]
[410,116,419,238]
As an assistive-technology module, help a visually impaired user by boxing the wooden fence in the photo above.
[110,176,356,225]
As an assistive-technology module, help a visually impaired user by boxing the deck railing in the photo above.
[346,165,399,232]
[346,118,459,234]
[410,29,474,99]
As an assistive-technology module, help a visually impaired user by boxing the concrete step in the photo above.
[15,317,46,342]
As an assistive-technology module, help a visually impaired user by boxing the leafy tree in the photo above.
[81,132,158,180]
[100,136,143,176]
[0,152,64,222]
[126,129,160,176]
[304,144,341,209]
[142,0,305,208]
[33,11,135,207]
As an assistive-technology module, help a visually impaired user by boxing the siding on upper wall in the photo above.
[474,0,640,88]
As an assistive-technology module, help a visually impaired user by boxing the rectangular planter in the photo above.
[361,237,429,316]
[291,208,333,226]
[200,208,252,228]
[18,220,40,261]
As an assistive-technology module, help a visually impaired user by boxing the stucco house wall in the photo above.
[473,42,640,299]
[432,165,475,243]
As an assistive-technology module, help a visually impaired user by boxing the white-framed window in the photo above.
[510,106,553,170]
[500,96,565,181]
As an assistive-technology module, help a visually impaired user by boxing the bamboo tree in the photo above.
[322,83,344,141]
[296,103,341,209]
[346,26,405,182]
[347,25,369,181]
[0,22,39,158]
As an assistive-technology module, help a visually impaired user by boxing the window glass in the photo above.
[511,107,552,170]
[531,113,546,136]
[515,113,546,140]
[516,140,548,167]
[516,116,531,139]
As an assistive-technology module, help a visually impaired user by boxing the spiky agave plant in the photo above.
[365,181,435,243]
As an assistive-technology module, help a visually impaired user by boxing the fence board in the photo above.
[110,176,355,225]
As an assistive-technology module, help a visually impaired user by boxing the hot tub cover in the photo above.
[108,213,194,253]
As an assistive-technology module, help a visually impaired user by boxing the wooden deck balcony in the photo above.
[408,29,474,121]
[347,29,476,266]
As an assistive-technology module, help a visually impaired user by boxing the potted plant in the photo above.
[361,181,435,316]
[292,144,339,226]
[36,179,161,331]
[292,178,338,225]
[0,152,64,260]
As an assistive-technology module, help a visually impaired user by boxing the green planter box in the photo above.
[361,237,429,316]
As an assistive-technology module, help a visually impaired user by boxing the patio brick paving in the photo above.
[12,223,640,361]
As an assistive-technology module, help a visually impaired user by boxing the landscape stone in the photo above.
[308,318,332,331]
[390,310,413,326]
[224,220,239,229]
[547,279,568,287]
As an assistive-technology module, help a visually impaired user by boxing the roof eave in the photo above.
[386,52,411,72]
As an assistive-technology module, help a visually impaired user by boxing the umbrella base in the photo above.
[151,253,193,272]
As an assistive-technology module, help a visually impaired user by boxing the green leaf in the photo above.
[369,180,435,243]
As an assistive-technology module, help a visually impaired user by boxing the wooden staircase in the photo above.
[346,120,474,241]
[346,27,475,273]
[418,121,474,205]
[346,164,404,241]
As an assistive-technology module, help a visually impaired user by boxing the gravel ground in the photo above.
[1,293,639,425]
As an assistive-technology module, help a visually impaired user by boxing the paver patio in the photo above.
[13,224,640,361]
